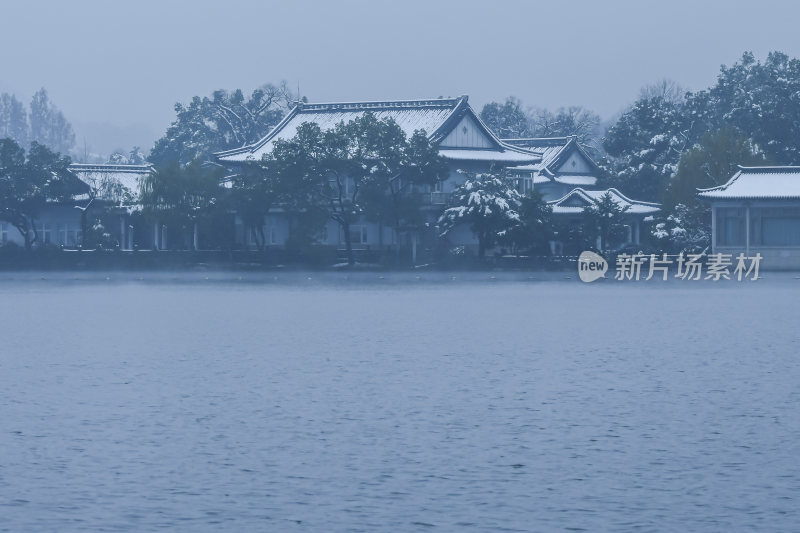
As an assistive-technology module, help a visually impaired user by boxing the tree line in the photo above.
[4,50,800,260]
[479,50,800,252]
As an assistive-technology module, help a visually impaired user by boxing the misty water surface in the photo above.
[1,273,798,532]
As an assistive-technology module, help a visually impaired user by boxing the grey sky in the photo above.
[1,0,798,156]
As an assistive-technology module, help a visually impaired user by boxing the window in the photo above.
[515,177,533,195]
[717,208,745,246]
[347,225,368,245]
[247,225,280,246]
[751,207,800,246]
[57,223,80,247]
[38,223,52,245]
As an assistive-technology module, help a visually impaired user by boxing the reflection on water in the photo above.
[1,273,798,531]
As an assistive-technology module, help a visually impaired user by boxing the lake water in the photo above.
[1,272,798,532]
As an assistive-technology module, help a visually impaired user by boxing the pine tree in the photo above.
[438,171,522,257]
[581,192,630,254]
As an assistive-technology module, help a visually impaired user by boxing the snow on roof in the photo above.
[502,137,572,169]
[69,163,153,199]
[697,166,800,200]
[554,175,598,186]
[502,136,602,185]
[438,148,538,163]
[216,96,538,164]
[548,188,660,215]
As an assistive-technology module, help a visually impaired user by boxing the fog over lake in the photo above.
[1,273,798,531]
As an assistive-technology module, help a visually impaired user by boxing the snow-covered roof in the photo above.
[697,166,800,200]
[502,136,599,187]
[216,96,538,164]
[548,188,660,215]
[553,175,598,186]
[438,148,538,163]
[503,137,574,170]
[69,163,154,200]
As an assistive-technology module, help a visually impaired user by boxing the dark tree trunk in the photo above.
[342,219,355,266]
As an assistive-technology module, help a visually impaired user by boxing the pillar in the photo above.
[711,206,717,253]
[745,205,750,256]
[120,216,126,250]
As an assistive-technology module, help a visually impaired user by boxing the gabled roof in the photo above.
[215,96,538,164]
[502,135,600,186]
[69,163,154,200]
[548,187,660,215]
[503,136,575,170]
[697,166,800,200]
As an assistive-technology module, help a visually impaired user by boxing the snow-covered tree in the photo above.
[107,150,130,164]
[438,171,522,257]
[0,93,28,147]
[651,203,709,254]
[150,82,296,166]
[690,51,800,165]
[29,88,75,155]
[128,146,146,164]
[265,113,446,265]
[581,192,630,253]
[602,94,693,201]
[663,125,768,210]
[508,190,553,255]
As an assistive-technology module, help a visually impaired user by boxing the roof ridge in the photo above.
[69,163,153,171]
[501,136,571,142]
[297,96,466,112]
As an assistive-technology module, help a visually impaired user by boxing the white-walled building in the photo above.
[502,136,600,201]
[698,166,800,269]
[69,163,156,249]
[547,187,660,254]
[0,163,156,250]
[215,96,539,253]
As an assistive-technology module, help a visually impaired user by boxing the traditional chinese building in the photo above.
[548,187,660,254]
[0,167,89,248]
[215,96,538,255]
[68,163,157,249]
[698,165,800,269]
[502,136,600,201]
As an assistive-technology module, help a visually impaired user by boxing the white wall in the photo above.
[556,151,593,174]
[440,115,494,149]
[0,206,83,248]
